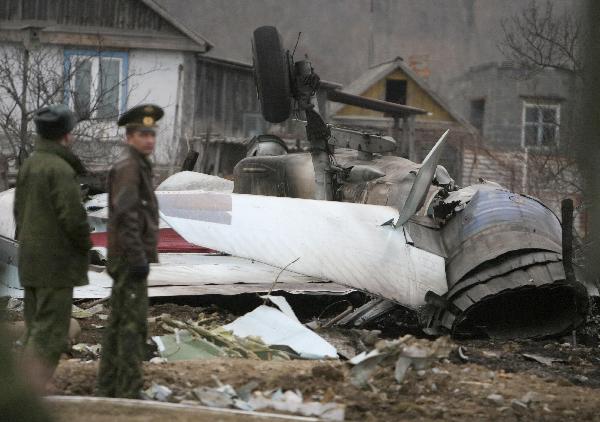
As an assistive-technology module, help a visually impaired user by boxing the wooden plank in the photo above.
[38,30,204,51]
[221,69,228,135]
[195,60,207,136]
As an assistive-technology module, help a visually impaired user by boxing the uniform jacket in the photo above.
[14,137,92,288]
[107,145,159,266]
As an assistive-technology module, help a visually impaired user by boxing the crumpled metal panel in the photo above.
[426,185,589,339]
[233,154,315,199]
[441,186,563,287]
[446,251,562,298]
[404,220,446,258]
[157,190,447,308]
[334,150,441,214]
[435,257,588,338]
[0,189,15,239]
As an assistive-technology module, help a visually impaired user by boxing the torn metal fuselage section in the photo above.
[232,145,590,338]
[157,190,448,309]
[426,184,589,339]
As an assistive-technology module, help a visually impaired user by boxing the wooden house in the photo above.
[0,0,212,179]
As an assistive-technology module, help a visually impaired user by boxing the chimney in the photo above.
[408,55,430,79]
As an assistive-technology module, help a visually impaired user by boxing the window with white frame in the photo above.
[522,102,560,148]
[64,50,128,120]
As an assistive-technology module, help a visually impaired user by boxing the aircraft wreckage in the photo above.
[0,26,594,339]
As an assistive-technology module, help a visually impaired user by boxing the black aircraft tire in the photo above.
[252,26,292,123]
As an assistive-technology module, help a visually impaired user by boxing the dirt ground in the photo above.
[5,298,600,421]
[48,353,600,421]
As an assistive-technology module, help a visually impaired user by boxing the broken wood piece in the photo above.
[322,305,353,328]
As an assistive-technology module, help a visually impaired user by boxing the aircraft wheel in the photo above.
[252,26,292,123]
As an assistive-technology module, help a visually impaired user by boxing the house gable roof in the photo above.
[0,0,213,53]
[331,57,476,131]
[141,0,213,51]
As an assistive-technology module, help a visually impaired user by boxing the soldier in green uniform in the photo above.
[97,104,162,398]
[14,104,92,383]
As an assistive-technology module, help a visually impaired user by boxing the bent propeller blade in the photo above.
[395,129,450,228]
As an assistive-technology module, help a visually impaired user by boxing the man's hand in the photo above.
[129,263,150,280]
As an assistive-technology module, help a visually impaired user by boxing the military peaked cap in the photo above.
[33,104,78,140]
[117,104,164,131]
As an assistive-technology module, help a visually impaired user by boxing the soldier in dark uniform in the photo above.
[14,104,91,384]
[97,104,163,398]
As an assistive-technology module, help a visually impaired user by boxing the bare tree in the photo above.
[500,0,583,76]
[0,41,160,171]
[494,0,586,228]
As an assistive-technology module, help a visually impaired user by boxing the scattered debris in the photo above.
[322,305,353,328]
[248,389,345,421]
[511,398,529,412]
[36,299,600,421]
[521,391,542,405]
[139,376,345,421]
[72,304,106,319]
[349,335,453,387]
[153,315,294,361]
[315,328,379,360]
[6,297,23,312]
[457,346,469,362]
[142,383,173,402]
[336,298,397,328]
[69,318,81,341]
[79,297,109,309]
[522,353,565,366]
[192,384,253,410]
[224,296,338,359]
[486,393,504,405]
[71,343,101,359]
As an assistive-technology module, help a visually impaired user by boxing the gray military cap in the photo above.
[33,104,78,140]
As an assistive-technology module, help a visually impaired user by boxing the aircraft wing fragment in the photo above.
[157,191,447,308]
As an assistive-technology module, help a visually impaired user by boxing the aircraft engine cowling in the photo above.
[430,184,589,338]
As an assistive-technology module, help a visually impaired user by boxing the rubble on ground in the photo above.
[5,296,600,421]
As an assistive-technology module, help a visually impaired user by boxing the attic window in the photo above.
[385,79,407,105]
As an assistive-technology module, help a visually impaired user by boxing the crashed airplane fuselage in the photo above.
[157,131,590,339]
[158,25,591,339]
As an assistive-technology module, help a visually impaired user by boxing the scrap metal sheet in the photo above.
[157,191,447,308]
[224,304,338,359]
[1,254,352,299]
[0,189,15,239]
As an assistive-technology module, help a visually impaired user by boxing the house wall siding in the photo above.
[461,145,585,234]
[1,0,182,36]
[193,59,261,139]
